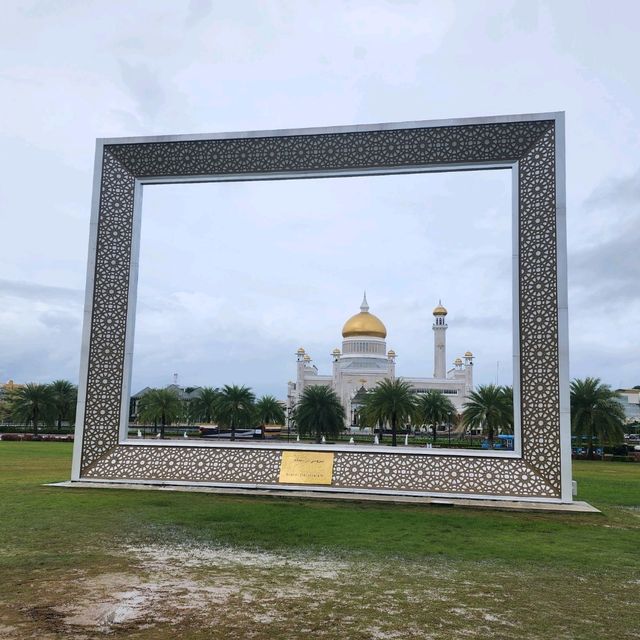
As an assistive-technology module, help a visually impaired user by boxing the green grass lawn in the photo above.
[0,442,638,639]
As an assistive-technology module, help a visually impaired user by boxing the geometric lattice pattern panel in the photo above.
[84,447,557,498]
[85,446,282,484]
[75,113,567,501]
[332,453,557,497]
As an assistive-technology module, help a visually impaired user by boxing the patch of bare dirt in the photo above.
[37,544,355,636]
[25,606,66,632]
[8,544,633,639]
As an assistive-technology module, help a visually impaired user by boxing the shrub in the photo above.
[611,455,635,463]
[0,433,73,442]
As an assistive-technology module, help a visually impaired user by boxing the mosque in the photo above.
[287,294,474,426]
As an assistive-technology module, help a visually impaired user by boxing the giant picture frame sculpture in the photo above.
[71,113,572,504]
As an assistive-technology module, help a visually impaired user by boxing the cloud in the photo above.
[126,171,514,393]
[570,217,640,305]
[118,60,165,121]
[453,314,511,331]
[2,0,640,392]
[570,168,640,307]
[0,279,83,305]
[186,0,212,28]
[0,293,82,385]
[585,167,640,211]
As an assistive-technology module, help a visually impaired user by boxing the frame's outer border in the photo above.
[71,113,571,503]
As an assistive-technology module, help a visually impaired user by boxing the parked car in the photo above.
[481,435,514,450]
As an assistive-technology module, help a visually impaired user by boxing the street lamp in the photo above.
[286,403,295,443]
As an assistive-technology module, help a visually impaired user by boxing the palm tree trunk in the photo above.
[588,435,594,460]
[161,411,166,439]
[432,424,437,445]
[32,408,38,437]
[231,418,236,442]
[391,414,397,447]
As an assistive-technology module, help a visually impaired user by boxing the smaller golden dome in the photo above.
[388,349,396,356]
[297,347,305,354]
[332,348,341,354]
[433,300,448,316]
[303,354,311,361]
[454,357,463,365]
[464,351,473,357]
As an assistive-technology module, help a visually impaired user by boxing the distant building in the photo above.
[0,379,23,400]
[287,294,474,427]
[129,384,203,422]
[615,388,640,424]
[0,380,22,422]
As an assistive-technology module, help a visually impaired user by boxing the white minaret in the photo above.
[295,347,306,397]
[387,349,396,379]
[331,347,341,387]
[432,300,448,379]
[463,351,474,393]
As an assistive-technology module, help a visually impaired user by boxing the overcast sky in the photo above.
[1,0,639,399]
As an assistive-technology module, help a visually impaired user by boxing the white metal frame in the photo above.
[71,112,570,504]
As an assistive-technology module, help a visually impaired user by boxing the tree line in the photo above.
[1,380,77,434]
[293,378,513,447]
[293,377,627,455]
[136,385,285,440]
[293,380,512,446]
[0,381,287,440]
[1,376,628,456]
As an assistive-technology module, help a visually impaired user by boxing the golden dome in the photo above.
[303,354,311,361]
[454,357,463,365]
[342,313,387,338]
[387,350,396,357]
[332,348,341,354]
[464,351,473,357]
[296,347,305,354]
[433,299,448,316]
[342,293,387,339]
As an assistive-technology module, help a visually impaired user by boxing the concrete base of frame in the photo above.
[48,481,600,513]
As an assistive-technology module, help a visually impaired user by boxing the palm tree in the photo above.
[360,378,416,447]
[191,386,220,423]
[216,384,256,441]
[462,384,512,448]
[49,379,77,430]
[9,383,56,436]
[501,385,514,435]
[353,401,383,443]
[294,385,345,444]
[570,377,625,459]
[137,388,183,439]
[255,395,286,425]
[416,389,456,444]
[0,399,9,423]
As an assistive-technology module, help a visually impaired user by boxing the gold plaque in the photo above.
[278,451,334,485]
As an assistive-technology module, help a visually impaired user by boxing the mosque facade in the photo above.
[287,294,474,426]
